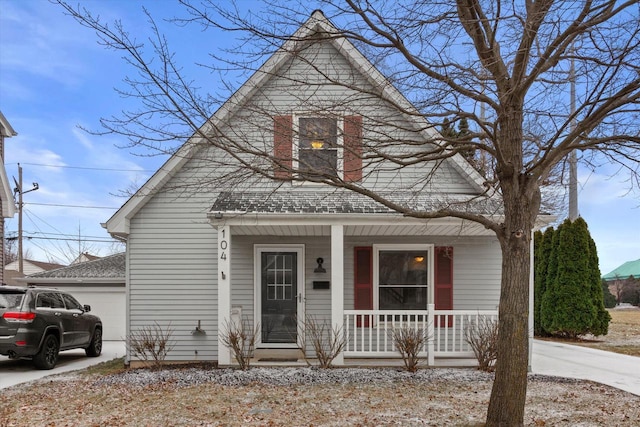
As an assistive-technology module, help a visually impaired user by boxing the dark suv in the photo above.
[0,285,102,369]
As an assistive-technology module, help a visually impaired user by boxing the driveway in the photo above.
[532,339,640,396]
[0,340,125,389]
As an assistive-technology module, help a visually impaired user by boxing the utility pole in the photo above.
[14,164,38,274]
[568,54,579,221]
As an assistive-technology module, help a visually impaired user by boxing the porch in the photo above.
[211,212,511,367]
[343,307,498,365]
[248,307,498,367]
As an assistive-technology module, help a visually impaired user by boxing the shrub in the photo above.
[541,219,596,338]
[126,322,175,370]
[220,317,259,370]
[465,316,498,372]
[302,315,346,368]
[392,326,427,373]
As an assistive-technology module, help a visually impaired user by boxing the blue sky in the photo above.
[1,0,638,274]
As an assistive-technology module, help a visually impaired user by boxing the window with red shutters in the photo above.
[273,115,362,181]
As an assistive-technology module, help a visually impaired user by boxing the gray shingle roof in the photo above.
[210,191,503,215]
[28,253,125,279]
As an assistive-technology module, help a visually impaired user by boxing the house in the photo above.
[603,259,640,305]
[106,11,553,366]
[21,253,126,340]
[71,252,102,265]
[4,259,65,286]
[0,111,18,284]
[603,259,640,282]
[5,259,65,277]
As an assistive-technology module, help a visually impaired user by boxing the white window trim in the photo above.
[292,113,344,181]
[372,244,434,311]
[254,244,306,349]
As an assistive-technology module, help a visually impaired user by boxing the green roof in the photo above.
[603,259,640,280]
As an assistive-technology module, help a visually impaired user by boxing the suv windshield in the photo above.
[0,291,25,310]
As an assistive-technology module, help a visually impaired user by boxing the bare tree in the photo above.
[56,1,640,425]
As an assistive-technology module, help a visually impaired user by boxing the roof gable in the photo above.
[106,10,487,236]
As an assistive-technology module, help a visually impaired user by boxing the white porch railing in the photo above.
[343,304,498,365]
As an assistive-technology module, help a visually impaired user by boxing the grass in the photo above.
[1,310,639,426]
[1,368,638,426]
[81,357,127,376]
[545,308,640,356]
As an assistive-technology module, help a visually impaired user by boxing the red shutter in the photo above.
[434,246,454,327]
[354,246,373,327]
[273,115,293,179]
[343,115,363,182]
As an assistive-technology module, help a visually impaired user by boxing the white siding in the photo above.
[128,163,218,361]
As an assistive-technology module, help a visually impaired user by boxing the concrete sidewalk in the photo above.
[532,339,640,396]
[0,341,125,389]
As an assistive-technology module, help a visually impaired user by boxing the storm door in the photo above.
[260,251,299,345]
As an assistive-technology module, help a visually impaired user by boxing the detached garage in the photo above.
[20,253,125,341]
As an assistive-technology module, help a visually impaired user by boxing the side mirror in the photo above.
[83,304,91,312]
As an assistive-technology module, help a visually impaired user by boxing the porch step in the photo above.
[253,348,304,362]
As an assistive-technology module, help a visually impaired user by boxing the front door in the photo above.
[260,251,299,345]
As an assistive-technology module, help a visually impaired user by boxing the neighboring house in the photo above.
[106,11,553,366]
[603,259,640,282]
[71,252,102,265]
[5,259,65,277]
[0,111,18,284]
[21,253,126,340]
[604,259,640,304]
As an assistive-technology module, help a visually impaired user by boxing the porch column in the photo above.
[331,224,345,366]
[427,303,435,366]
[217,225,232,366]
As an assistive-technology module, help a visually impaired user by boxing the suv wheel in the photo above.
[33,334,60,370]
[86,328,103,357]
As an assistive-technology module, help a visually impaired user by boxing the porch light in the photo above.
[414,256,425,263]
[314,257,326,273]
[311,140,325,149]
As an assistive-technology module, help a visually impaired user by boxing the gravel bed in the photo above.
[93,365,585,389]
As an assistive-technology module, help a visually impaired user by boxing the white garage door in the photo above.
[57,286,126,341]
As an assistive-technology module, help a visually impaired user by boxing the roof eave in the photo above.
[17,277,125,285]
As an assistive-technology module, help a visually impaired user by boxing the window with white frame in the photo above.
[375,245,431,311]
[297,117,340,178]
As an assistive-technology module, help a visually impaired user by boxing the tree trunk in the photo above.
[486,188,537,426]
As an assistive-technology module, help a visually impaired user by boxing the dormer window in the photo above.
[298,117,339,178]
[273,114,362,182]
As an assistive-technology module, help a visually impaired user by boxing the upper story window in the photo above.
[298,117,339,178]
[272,114,362,182]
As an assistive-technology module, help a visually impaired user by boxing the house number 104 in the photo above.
[220,228,228,260]
[220,240,228,260]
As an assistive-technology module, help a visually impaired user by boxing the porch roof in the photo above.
[210,190,503,215]
[208,191,555,237]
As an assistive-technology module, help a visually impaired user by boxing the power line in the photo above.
[6,231,112,240]
[7,162,155,173]
[22,236,117,243]
[26,202,119,209]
